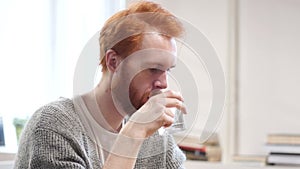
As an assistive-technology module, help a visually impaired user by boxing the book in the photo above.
[232,155,267,166]
[267,133,300,145]
[174,133,221,161]
[178,143,206,153]
[183,150,208,161]
[265,144,300,154]
[267,153,300,166]
[173,132,219,146]
[233,155,267,163]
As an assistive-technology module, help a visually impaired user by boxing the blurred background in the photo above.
[0,0,300,168]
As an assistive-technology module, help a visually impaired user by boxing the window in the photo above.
[0,0,124,153]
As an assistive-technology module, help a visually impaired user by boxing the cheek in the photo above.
[129,75,153,104]
[130,71,151,92]
[129,78,148,99]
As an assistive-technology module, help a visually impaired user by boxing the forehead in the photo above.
[118,33,177,71]
[123,48,176,73]
[116,33,178,75]
[141,33,177,54]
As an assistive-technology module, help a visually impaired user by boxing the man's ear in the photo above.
[105,49,120,72]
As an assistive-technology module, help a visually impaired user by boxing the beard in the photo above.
[129,86,151,110]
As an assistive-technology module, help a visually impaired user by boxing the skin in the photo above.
[83,34,187,169]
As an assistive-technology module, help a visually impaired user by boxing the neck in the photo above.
[84,75,125,132]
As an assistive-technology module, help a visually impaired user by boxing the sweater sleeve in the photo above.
[14,99,105,169]
[15,128,88,169]
[166,134,186,169]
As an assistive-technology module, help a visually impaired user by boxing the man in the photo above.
[14,1,187,168]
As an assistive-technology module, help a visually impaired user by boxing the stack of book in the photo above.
[266,133,300,166]
[173,133,221,161]
[232,155,266,166]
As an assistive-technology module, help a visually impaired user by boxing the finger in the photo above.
[161,113,174,128]
[164,108,175,118]
[164,98,188,114]
[162,90,184,101]
[149,90,184,106]
[149,89,163,97]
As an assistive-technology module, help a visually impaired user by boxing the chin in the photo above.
[133,99,147,110]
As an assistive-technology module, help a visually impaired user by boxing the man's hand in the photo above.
[121,90,187,139]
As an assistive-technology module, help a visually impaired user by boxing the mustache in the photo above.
[136,90,152,109]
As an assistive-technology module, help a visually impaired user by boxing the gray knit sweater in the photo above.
[14,97,185,169]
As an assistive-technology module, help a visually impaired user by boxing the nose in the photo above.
[153,71,168,89]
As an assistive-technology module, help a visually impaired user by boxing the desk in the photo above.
[184,160,299,169]
[1,159,299,169]
[0,161,14,169]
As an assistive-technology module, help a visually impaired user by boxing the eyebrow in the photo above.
[146,62,175,70]
[155,63,175,70]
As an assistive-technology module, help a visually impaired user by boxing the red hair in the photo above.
[99,1,184,72]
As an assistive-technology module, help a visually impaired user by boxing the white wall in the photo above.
[238,0,300,155]
[148,0,228,68]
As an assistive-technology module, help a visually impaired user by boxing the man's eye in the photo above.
[149,68,161,73]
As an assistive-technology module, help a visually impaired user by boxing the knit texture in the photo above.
[14,98,186,169]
